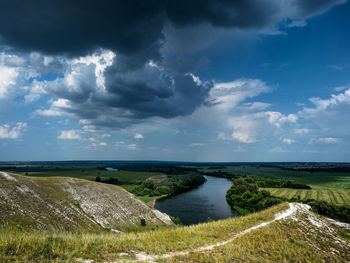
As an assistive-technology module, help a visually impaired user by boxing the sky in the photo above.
[0,0,350,162]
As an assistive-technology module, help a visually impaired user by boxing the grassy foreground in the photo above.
[263,187,350,206]
[0,204,288,262]
[1,202,349,262]
[167,214,350,263]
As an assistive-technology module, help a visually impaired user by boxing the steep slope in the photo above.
[0,172,173,232]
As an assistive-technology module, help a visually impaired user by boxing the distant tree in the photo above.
[95,176,101,182]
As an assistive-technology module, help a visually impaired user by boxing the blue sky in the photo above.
[0,0,350,161]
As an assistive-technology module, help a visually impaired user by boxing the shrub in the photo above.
[140,218,146,226]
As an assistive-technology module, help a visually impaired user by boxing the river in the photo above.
[155,175,238,225]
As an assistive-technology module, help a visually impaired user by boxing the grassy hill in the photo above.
[0,172,173,232]
[1,203,349,262]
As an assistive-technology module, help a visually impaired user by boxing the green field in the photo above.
[263,187,350,206]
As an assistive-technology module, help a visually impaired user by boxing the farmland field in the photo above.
[263,187,350,206]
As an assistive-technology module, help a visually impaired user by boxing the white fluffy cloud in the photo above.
[282,138,295,144]
[297,88,350,141]
[309,137,340,144]
[0,122,27,139]
[0,51,66,106]
[198,79,297,144]
[134,133,144,140]
[0,65,18,99]
[58,130,81,140]
[209,79,270,110]
[300,88,350,116]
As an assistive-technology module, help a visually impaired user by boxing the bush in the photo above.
[140,218,146,226]
[102,177,120,185]
[132,173,205,197]
[226,177,283,214]
[95,176,101,182]
[305,199,350,223]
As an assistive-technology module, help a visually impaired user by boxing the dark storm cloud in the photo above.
[105,70,212,119]
[38,61,213,127]
[0,0,344,58]
[2,0,345,127]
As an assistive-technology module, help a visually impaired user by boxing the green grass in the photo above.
[1,203,349,262]
[0,203,288,262]
[263,187,350,206]
[167,215,350,263]
[196,166,350,189]
[136,194,167,203]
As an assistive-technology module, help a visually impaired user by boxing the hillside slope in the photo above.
[0,172,173,232]
[1,202,349,262]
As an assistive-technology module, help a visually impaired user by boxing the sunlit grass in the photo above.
[167,217,350,263]
[0,204,288,262]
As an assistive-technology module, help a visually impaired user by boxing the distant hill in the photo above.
[0,172,173,232]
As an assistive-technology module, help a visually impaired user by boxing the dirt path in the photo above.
[119,203,306,262]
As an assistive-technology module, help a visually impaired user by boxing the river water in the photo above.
[155,175,238,225]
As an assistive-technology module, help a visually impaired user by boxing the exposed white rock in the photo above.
[0,173,174,232]
[0,171,18,182]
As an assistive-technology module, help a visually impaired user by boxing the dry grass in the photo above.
[0,204,288,262]
[1,202,349,262]
[167,214,350,262]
